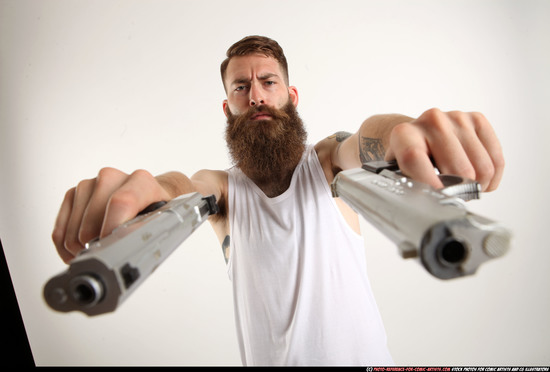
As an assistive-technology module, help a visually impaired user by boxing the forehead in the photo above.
[225,54,284,84]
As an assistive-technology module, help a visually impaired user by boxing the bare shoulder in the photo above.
[191,169,228,197]
[189,169,229,247]
[191,170,229,236]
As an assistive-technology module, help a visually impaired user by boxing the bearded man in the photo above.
[52,36,504,366]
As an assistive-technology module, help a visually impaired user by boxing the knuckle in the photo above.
[470,111,487,123]
[475,164,494,184]
[96,167,126,188]
[131,169,154,182]
[447,110,464,120]
[392,122,410,132]
[390,122,415,139]
[51,227,64,247]
[448,111,469,129]
[76,178,94,191]
[64,187,76,201]
[131,169,162,196]
[97,166,122,180]
[470,111,489,132]
[420,108,448,133]
[422,107,444,122]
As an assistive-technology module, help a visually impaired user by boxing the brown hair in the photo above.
[220,35,289,91]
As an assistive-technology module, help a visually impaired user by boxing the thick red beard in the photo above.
[225,101,307,185]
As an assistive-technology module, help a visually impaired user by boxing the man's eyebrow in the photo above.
[258,72,279,80]
[231,77,250,86]
[230,73,281,86]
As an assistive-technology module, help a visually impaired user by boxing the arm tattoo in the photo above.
[359,136,385,163]
[222,235,230,264]
[328,131,352,143]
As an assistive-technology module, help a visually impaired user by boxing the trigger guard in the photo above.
[362,160,481,201]
[438,175,481,201]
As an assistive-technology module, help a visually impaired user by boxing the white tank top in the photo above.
[227,145,393,366]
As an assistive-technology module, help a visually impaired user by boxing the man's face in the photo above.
[223,54,306,185]
[222,54,298,117]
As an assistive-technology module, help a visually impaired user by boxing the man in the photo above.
[52,36,504,365]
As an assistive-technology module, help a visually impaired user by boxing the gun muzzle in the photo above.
[44,192,218,316]
[331,165,511,279]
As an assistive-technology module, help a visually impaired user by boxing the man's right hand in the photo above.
[52,168,172,264]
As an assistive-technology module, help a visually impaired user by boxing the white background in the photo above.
[1,0,549,366]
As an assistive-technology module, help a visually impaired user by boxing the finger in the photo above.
[78,167,129,245]
[443,111,497,191]
[101,169,171,237]
[470,112,505,192]
[388,123,444,189]
[414,109,477,183]
[63,178,96,259]
[52,187,77,264]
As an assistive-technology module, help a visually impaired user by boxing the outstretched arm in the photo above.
[52,168,226,264]
[326,108,504,192]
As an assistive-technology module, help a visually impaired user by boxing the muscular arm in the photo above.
[52,167,228,263]
[317,109,504,192]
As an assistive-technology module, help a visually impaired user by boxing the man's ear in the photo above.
[289,86,299,107]
[222,100,229,117]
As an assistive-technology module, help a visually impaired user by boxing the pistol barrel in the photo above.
[44,193,218,316]
[331,166,511,279]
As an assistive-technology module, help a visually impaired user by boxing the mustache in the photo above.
[227,103,291,123]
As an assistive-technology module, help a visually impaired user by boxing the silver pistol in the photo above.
[43,192,219,316]
[331,161,512,279]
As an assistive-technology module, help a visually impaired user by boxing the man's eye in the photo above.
[266,81,275,86]
[235,86,247,91]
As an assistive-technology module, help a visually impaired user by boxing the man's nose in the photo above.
[249,84,265,106]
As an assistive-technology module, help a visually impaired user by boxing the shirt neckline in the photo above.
[238,145,312,203]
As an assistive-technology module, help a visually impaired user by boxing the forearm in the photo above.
[155,171,197,199]
[358,114,414,157]
[335,114,414,169]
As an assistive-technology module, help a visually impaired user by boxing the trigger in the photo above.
[439,175,481,201]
